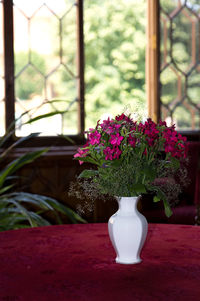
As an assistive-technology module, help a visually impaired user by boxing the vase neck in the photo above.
[117,196,139,214]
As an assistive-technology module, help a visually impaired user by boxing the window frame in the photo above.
[154,0,200,141]
[2,0,200,149]
[2,0,85,147]
[146,0,160,124]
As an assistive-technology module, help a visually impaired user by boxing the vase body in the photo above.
[108,196,148,264]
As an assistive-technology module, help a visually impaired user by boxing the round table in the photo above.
[0,223,200,300]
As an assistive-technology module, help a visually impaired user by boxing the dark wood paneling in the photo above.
[11,147,117,223]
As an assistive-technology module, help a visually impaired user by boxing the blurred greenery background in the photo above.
[13,0,146,136]
[12,0,200,134]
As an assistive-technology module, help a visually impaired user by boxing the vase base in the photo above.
[115,257,142,265]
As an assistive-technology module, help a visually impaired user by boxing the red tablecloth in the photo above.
[0,223,200,301]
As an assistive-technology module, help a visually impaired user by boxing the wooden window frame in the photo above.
[2,0,199,151]
[2,0,85,148]
[146,0,200,141]
[146,0,160,124]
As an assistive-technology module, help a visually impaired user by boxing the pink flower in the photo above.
[106,123,121,134]
[164,143,175,154]
[113,146,122,159]
[178,133,187,142]
[159,120,167,127]
[100,118,111,130]
[115,113,127,121]
[103,147,114,160]
[88,130,101,145]
[103,146,122,160]
[74,147,89,165]
[101,118,121,134]
[128,134,136,147]
[115,113,132,123]
[109,133,124,146]
[138,122,145,132]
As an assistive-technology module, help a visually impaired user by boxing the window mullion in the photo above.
[76,0,85,137]
[3,0,15,131]
[146,0,160,122]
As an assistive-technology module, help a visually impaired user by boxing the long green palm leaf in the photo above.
[0,191,87,224]
[0,192,62,224]
[0,208,50,230]
[0,149,48,188]
[0,132,40,162]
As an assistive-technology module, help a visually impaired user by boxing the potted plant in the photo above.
[74,112,187,264]
[0,108,86,231]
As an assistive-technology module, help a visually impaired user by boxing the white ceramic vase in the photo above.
[108,196,148,264]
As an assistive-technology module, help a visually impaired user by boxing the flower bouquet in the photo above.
[74,112,188,264]
[74,113,187,217]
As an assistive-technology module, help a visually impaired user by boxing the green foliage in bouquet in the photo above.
[74,113,188,217]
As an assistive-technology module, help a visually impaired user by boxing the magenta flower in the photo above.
[106,123,121,134]
[164,143,175,154]
[128,134,136,147]
[109,133,123,146]
[103,147,114,160]
[101,119,121,134]
[103,146,122,160]
[178,133,187,142]
[88,130,101,145]
[115,113,126,121]
[115,113,132,123]
[74,113,187,173]
[74,147,89,165]
[112,147,122,159]
[159,120,167,127]
[100,118,111,130]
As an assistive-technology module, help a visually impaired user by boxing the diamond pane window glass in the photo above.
[13,0,78,136]
[0,1,5,136]
[84,0,146,128]
[160,0,200,130]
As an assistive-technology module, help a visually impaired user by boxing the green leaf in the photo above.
[74,156,99,166]
[3,199,36,227]
[26,211,51,227]
[0,184,14,195]
[0,191,87,228]
[42,196,87,224]
[132,183,146,194]
[110,159,122,167]
[143,165,156,182]
[25,111,67,124]
[0,129,15,148]
[170,156,180,169]
[0,192,55,210]
[78,169,98,179]
[153,195,160,202]
[156,189,167,201]
[0,132,40,161]
[163,199,173,218]
[0,148,48,188]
